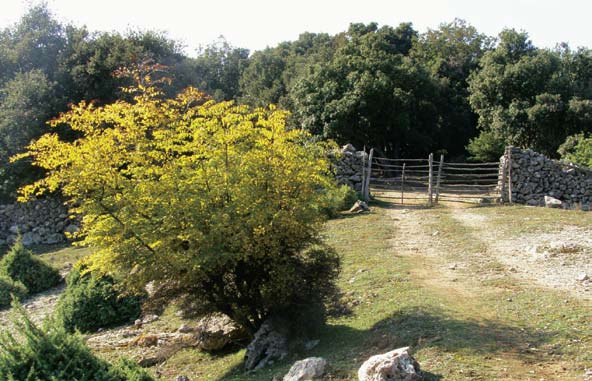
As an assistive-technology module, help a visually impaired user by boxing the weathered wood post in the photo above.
[401,163,406,204]
[363,148,374,202]
[434,154,444,204]
[428,153,434,206]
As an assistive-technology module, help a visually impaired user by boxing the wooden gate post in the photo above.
[363,148,374,202]
[435,154,444,204]
[401,163,406,204]
[428,153,434,206]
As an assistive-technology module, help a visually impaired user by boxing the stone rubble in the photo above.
[0,198,79,246]
[333,144,367,192]
[499,147,592,208]
[244,319,289,371]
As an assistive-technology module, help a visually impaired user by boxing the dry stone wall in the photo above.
[0,198,78,247]
[334,144,367,192]
[501,146,592,208]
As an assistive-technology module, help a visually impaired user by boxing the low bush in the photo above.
[0,238,61,294]
[323,184,359,217]
[177,243,341,337]
[0,303,153,381]
[55,264,143,333]
[0,276,27,309]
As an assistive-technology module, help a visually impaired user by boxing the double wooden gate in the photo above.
[362,150,501,205]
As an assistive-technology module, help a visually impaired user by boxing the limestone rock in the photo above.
[544,195,562,208]
[342,144,357,153]
[196,313,247,352]
[358,347,422,381]
[21,231,41,246]
[244,319,289,370]
[178,324,193,333]
[64,224,79,234]
[349,200,369,213]
[283,357,327,381]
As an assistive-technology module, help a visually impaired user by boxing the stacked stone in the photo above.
[334,144,367,192]
[502,147,592,208]
[0,198,78,246]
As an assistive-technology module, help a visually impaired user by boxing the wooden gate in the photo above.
[362,151,501,205]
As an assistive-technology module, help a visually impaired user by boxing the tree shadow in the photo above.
[214,305,562,380]
[370,198,433,210]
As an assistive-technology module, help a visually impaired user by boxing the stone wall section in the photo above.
[0,198,78,246]
[333,144,367,192]
[500,146,592,208]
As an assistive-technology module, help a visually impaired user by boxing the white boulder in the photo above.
[283,357,327,381]
[358,347,422,381]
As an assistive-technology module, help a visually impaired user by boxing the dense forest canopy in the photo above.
[1,4,592,200]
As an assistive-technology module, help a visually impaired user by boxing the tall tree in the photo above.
[178,37,249,101]
[411,19,493,156]
[290,22,443,157]
[468,29,592,159]
[239,32,338,108]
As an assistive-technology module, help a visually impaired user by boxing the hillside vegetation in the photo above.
[1,5,591,200]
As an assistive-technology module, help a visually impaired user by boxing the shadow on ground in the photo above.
[214,305,560,381]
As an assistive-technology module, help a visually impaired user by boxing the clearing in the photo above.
[1,201,590,380]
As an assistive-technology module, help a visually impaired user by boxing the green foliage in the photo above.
[0,303,153,381]
[558,133,592,168]
[179,37,249,101]
[322,184,359,217]
[55,264,142,333]
[411,19,492,156]
[17,73,340,334]
[0,4,186,201]
[0,238,61,294]
[239,32,337,108]
[0,277,27,309]
[466,130,506,162]
[291,23,442,157]
[468,29,592,158]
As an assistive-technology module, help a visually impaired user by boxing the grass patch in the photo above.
[4,203,591,380]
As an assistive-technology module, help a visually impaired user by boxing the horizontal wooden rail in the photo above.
[372,163,430,169]
[443,162,500,166]
[442,166,501,171]
[438,183,497,189]
[440,179,499,184]
[372,157,429,162]
[441,173,499,178]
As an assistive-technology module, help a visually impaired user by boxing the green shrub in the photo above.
[55,265,143,333]
[0,276,27,309]
[0,238,61,294]
[558,133,592,168]
[466,130,506,162]
[177,243,341,337]
[0,303,153,381]
[323,184,359,217]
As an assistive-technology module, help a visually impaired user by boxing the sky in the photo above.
[1,0,591,55]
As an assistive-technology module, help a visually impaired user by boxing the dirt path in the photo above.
[448,208,592,300]
[386,204,591,380]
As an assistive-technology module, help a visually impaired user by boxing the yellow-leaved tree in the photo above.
[14,68,341,335]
